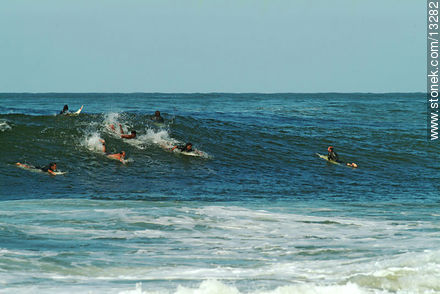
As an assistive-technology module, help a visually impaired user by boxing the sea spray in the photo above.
[139,128,178,148]
[82,132,105,153]
[0,120,11,132]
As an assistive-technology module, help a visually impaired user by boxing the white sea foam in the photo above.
[0,282,369,294]
[104,112,122,130]
[81,131,105,153]
[1,200,439,294]
[138,128,178,148]
[102,112,173,150]
[120,127,173,151]
[0,120,11,132]
[115,277,437,294]
[103,112,127,138]
[175,280,367,294]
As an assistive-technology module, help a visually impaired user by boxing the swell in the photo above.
[0,102,437,201]
[1,111,437,173]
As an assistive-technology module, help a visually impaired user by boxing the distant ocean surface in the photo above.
[0,93,439,294]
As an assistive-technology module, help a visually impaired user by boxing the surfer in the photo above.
[59,105,69,115]
[16,162,58,175]
[327,146,358,168]
[107,151,126,162]
[121,130,136,139]
[110,124,136,139]
[171,142,194,153]
[327,146,339,162]
[151,110,164,123]
[99,139,126,162]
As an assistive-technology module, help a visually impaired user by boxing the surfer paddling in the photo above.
[171,142,194,153]
[59,104,83,116]
[99,139,126,163]
[327,146,357,168]
[107,151,126,162]
[16,162,58,175]
[109,124,137,139]
[167,142,205,157]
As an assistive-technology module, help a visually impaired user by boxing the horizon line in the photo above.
[0,91,426,95]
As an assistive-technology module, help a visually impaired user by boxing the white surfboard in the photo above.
[52,171,68,175]
[316,153,357,168]
[316,153,340,165]
[66,105,84,116]
[181,150,208,158]
[181,151,201,157]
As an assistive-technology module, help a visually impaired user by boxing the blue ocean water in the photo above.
[0,93,439,294]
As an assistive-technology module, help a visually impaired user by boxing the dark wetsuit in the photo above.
[59,108,70,115]
[151,115,164,123]
[36,165,55,173]
[328,151,339,162]
[178,145,193,152]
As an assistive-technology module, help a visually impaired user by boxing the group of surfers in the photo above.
[16,145,357,176]
[16,105,357,175]
[105,110,196,162]
[16,106,198,175]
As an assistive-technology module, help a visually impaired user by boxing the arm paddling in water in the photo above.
[109,124,136,139]
[119,124,137,139]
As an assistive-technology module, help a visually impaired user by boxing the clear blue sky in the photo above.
[0,0,425,93]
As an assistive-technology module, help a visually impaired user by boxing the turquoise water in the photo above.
[0,93,439,293]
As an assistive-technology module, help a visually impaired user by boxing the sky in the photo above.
[0,0,426,93]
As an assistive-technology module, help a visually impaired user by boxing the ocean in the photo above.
[0,93,439,294]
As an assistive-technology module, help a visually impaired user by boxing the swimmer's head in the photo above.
[155,110,160,116]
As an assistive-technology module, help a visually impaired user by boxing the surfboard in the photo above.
[316,153,358,168]
[66,105,83,116]
[152,122,165,128]
[181,151,201,157]
[52,171,68,175]
[181,150,208,158]
[316,153,340,165]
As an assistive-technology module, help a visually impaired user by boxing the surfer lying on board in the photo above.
[99,139,126,162]
[109,124,137,139]
[327,146,358,168]
[171,142,194,153]
[15,162,58,175]
[151,110,164,123]
[59,105,69,115]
